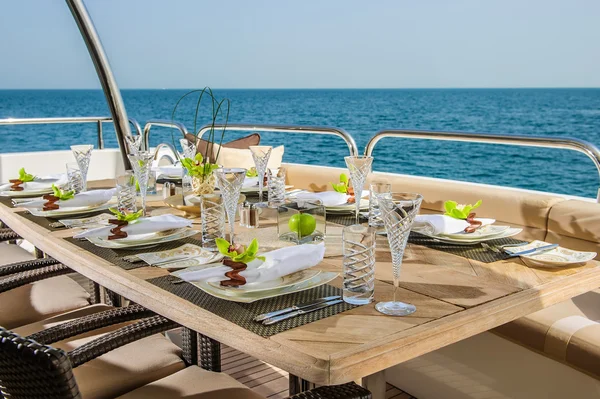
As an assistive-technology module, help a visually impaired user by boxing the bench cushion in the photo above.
[118,365,264,399]
[545,199,600,258]
[0,275,91,329]
[494,289,600,379]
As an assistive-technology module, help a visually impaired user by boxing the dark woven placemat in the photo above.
[148,276,355,337]
[0,196,15,208]
[326,213,367,226]
[17,210,111,232]
[64,236,204,270]
[408,232,528,263]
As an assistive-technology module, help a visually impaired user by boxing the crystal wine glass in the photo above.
[376,192,423,316]
[70,144,93,192]
[249,146,272,206]
[344,155,373,224]
[214,167,247,243]
[180,138,197,159]
[127,151,154,216]
[125,134,144,155]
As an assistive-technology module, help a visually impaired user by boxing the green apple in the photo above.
[288,213,317,237]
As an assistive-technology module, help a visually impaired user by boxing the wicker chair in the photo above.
[0,227,20,242]
[0,314,371,399]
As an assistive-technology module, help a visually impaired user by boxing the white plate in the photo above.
[29,203,111,218]
[506,240,597,268]
[0,188,54,198]
[415,227,523,246]
[325,199,369,213]
[86,228,198,249]
[241,184,294,194]
[207,269,321,294]
[156,253,225,269]
[440,225,511,240]
[186,271,339,303]
[113,227,188,244]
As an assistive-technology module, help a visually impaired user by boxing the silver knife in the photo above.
[262,299,343,325]
[506,243,558,258]
[254,295,341,322]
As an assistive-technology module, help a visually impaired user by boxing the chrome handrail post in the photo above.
[97,120,103,149]
[142,120,190,151]
[365,129,600,202]
[195,123,359,156]
[65,0,131,169]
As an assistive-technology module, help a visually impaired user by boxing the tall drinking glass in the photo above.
[66,163,84,194]
[369,182,392,229]
[342,225,376,305]
[128,151,154,216]
[268,168,286,208]
[249,146,272,206]
[344,155,373,224]
[201,194,226,251]
[180,138,196,159]
[214,168,246,243]
[125,135,143,155]
[376,192,422,316]
[70,145,93,191]
[116,171,137,214]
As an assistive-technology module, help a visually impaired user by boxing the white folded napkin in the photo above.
[177,242,325,285]
[158,166,184,177]
[0,174,67,192]
[412,214,495,235]
[295,191,348,206]
[19,188,115,209]
[73,214,192,239]
[243,177,258,188]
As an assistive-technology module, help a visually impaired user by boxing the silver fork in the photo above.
[481,242,525,253]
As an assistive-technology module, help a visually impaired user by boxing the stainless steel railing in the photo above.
[0,117,142,150]
[142,119,190,151]
[195,123,359,156]
[365,129,600,202]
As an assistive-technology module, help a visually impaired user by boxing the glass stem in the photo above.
[393,277,399,303]
[140,191,147,216]
[355,188,362,225]
[258,180,264,203]
[228,213,235,244]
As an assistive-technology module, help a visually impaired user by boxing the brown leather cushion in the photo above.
[185,133,261,163]
[118,365,265,399]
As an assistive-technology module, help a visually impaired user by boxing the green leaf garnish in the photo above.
[181,153,218,179]
[246,167,258,177]
[109,208,143,222]
[215,238,266,264]
[51,184,75,201]
[18,168,36,182]
[443,200,482,220]
[330,173,349,193]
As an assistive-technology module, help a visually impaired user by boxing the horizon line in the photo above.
[1,86,600,91]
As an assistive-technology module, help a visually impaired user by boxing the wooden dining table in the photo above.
[2,182,600,399]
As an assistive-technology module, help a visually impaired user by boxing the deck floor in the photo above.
[221,345,417,399]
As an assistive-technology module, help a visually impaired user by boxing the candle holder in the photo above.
[277,199,326,245]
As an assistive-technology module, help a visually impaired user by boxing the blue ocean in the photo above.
[1,89,599,198]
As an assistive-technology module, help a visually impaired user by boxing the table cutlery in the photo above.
[48,221,68,229]
[262,299,343,325]
[481,242,526,253]
[254,295,341,322]
[504,243,559,258]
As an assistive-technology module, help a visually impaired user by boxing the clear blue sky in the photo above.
[1,0,599,89]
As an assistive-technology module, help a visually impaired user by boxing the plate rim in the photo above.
[86,227,198,249]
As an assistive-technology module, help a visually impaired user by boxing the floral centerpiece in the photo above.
[171,87,230,195]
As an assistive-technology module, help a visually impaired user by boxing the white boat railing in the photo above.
[365,129,600,202]
[0,117,142,150]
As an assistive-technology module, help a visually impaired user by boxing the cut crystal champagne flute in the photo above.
[214,167,246,243]
[127,151,154,216]
[66,163,84,194]
[376,192,423,316]
[344,155,373,224]
[249,146,272,206]
[125,135,144,155]
[116,170,137,214]
[70,144,93,191]
[180,138,197,159]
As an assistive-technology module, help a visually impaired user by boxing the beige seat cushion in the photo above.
[545,199,600,257]
[0,275,90,329]
[14,304,113,336]
[186,133,261,163]
[494,289,600,379]
[118,365,265,399]
[0,242,35,265]
[216,145,285,170]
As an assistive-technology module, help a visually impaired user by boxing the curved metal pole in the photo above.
[196,123,359,156]
[365,129,600,202]
[66,0,131,169]
[143,119,190,151]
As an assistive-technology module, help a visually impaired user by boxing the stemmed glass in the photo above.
[214,168,247,243]
[249,146,272,206]
[376,192,423,316]
[344,155,373,224]
[70,145,93,191]
[125,135,144,155]
[180,138,197,159]
[127,151,154,216]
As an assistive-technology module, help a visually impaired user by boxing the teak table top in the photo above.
[2,184,600,386]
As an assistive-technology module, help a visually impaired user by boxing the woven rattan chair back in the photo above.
[0,327,81,399]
